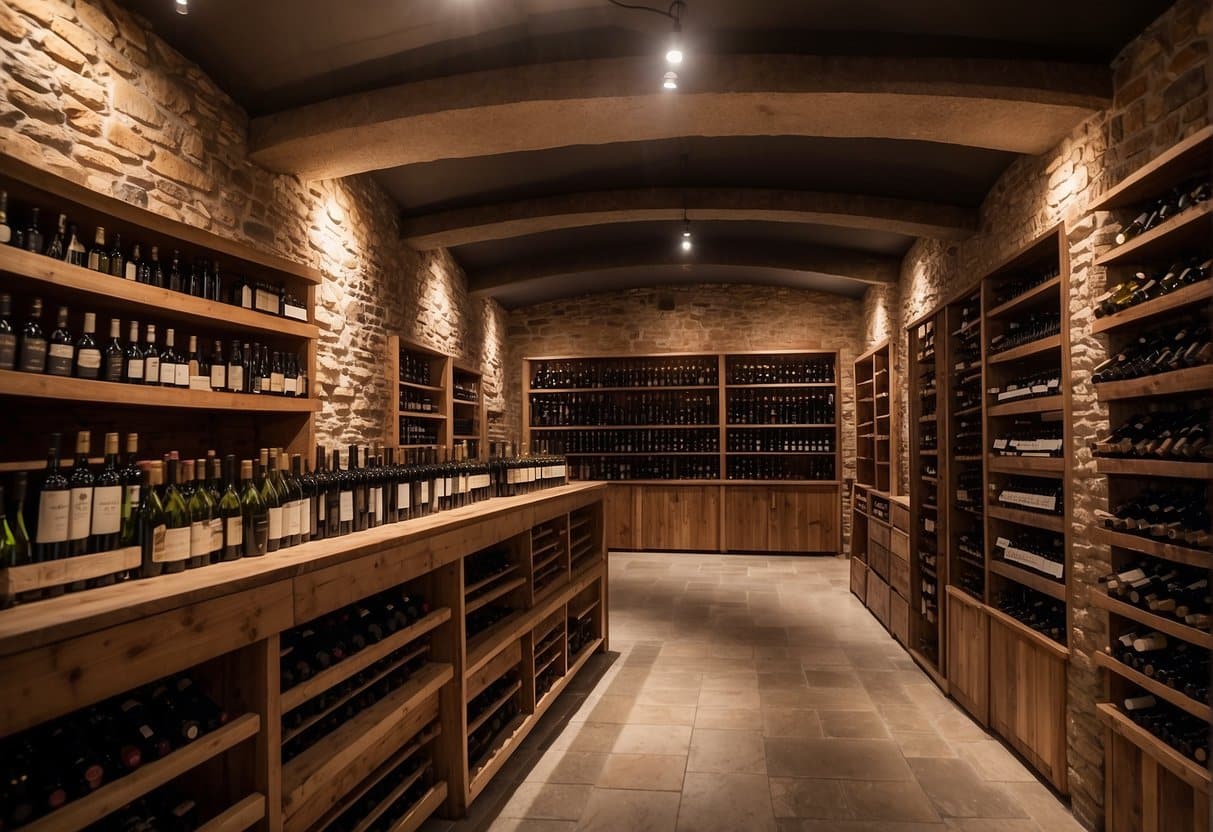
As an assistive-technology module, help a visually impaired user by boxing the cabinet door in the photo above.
[638,486,720,551]
[604,485,637,549]
[724,488,770,551]
[946,588,989,725]
[767,488,838,552]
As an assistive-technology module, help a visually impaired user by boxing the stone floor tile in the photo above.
[893,731,957,758]
[909,759,1029,819]
[698,688,762,709]
[523,751,609,785]
[609,723,694,755]
[581,696,697,726]
[762,708,825,738]
[818,710,893,739]
[596,753,688,791]
[769,777,851,819]
[677,772,779,832]
[688,728,767,774]
[498,782,593,821]
[1001,782,1084,832]
[765,737,914,780]
[694,707,764,730]
[575,788,681,832]
[953,741,1039,782]
[840,780,941,822]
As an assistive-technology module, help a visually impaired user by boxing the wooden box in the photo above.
[869,542,889,581]
[891,500,910,532]
[890,591,909,646]
[890,528,909,562]
[850,557,867,602]
[870,522,890,550]
[867,574,890,629]
[889,553,910,599]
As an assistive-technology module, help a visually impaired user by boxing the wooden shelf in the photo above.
[1096,703,1211,791]
[0,546,140,598]
[283,663,452,812]
[0,369,319,412]
[987,505,1064,533]
[1092,526,1209,568]
[465,565,520,597]
[569,596,601,621]
[1095,365,1213,400]
[0,245,318,337]
[530,385,717,393]
[726,423,837,429]
[1091,280,1213,334]
[1093,651,1211,721]
[987,333,1062,364]
[196,794,266,832]
[349,761,434,832]
[987,456,1064,476]
[281,607,451,712]
[534,645,563,678]
[467,679,523,735]
[985,604,1070,661]
[1090,592,1213,650]
[532,549,565,578]
[398,412,447,421]
[1095,457,1213,480]
[399,380,445,393]
[954,404,982,417]
[989,560,1066,600]
[531,424,717,430]
[465,576,526,615]
[19,713,260,832]
[987,276,1063,318]
[1092,126,1212,210]
[564,451,717,457]
[384,782,447,832]
[726,451,834,456]
[1095,202,1213,267]
[988,395,1064,417]
[725,383,835,389]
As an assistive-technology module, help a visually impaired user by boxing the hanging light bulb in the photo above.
[680,222,692,252]
[666,22,683,65]
[175,0,189,14]
[663,71,679,91]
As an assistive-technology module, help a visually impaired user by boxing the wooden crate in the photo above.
[849,558,867,603]
[866,574,890,629]
[868,541,890,581]
[889,554,910,599]
[889,591,909,646]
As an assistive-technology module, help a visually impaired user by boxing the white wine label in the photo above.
[471,474,491,490]
[190,521,210,557]
[255,288,279,313]
[397,483,410,509]
[127,358,144,379]
[228,365,244,391]
[296,499,309,539]
[162,526,190,562]
[270,372,285,393]
[284,500,300,538]
[268,506,284,540]
[19,339,47,372]
[507,468,518,485]
[77,349,101,370]
[189,376,211,392]
[339,491,354,522]
[68,487,93,541]
[209,517,222,551]
[148,523,167,561]
[241,285,253,308]
[225,515,243,548]
[377,488,385,520]
[420,483,430,504]
[91,485,123,535]
[159,361,175,385]
[145,356,160,381]
[35,490,70,543]
[284,377,297,394]
[210,364,226,389]
[284,302,308,321]
[174,364,189,387]
[125,262,138,280]
[49,343,74,359]
[992,438,1008,450]
[316,495,325,522]
[0,332,15,368]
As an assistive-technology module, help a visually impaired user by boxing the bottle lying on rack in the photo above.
[1094,486,1210,549]
[468,674,520,729]
[466,603,514,641]
[728,456,836,481]
[953,297,980,340]
[990,416,1064,457]
[1108,634,1209,702]
[94,784,202,832]
[952,418,982,456]
[921,461,938,478]
[992,265,1061,307]
[568,612,598,658]
[0,671,226,829]
[987,370,1061,404]
[325,737,436,832]
[727,358,835,385]
[727,428,834,452]
[465,545,514,590]
[953,560,984,601]
[1095,255,1211,317]
[953,375,983,413]
[1092,323,1212,384]
[1113,177,1211,247]
[453,378,479,402]
[920,424,937,451]
[535,427,719,454]
[1100,560,1210,629]
[994,477,1063,514]
[532,357,719,389]
[988,312,1061,355]
[995,587,1066,645]
[916,320,936,362]
[530,390,717,426]
[954,473,983,516]
[569,457,718,481]
[467,696,521,769]
[727,389,836,425]
[1120,695,1208,764]
[1091,409,1210,460]
[956,532,984,569]
[992,531,1065,579]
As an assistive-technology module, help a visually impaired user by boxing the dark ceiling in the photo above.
[118,0,1172,305]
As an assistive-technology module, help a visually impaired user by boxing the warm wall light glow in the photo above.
[666,46,683,65]
[680,238,692,252]
[663,71,678,90]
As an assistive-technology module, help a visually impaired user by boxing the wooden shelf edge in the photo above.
[197,794,266,832]
[1096,703,1211,792]
[945,584,986,610]
[1093,651,1212,721]
[987,395,1065,417]
[987,456,1064,476]
[1094,457,1213,480]
[465,575,527,615]
[986,276,1063,318]
[988,333,1062,365]
[1091,279,1213,334]
[907,647,948,694]
[281,607,452,712]
[467,679,523,736]
[1095,365,1213,401]
[0,547,141,596]
[989,560,1066,600]
[986,605,1070,661]
[349,760,434,832]
[465,564,521,597]
[1094,201,1213,266]
[1090,592,1213,649]
[1092,526,1210,568]
[986,505,1065,533]
[385,782,448,832]
[20,713,260,832]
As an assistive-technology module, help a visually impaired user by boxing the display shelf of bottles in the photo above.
[0,545,139,605]
[1094,364,1213,400]
[1095,458,1213,479]
[344,760,435,832]
[1091,592,1213,650]
[988,560,1065,601]
[1092,526,1208,569]
[986,333,1062,365]
[985,274,1063,319]
[1093,650,1210,721]
[16,711,260,832]
[988,597,1069,659]
[985,504,1064,533]
[1091,277,1212,335]
[1097,702,1210,791]
[196,793,266,832]
[1095,201,1212,268]
[986,455,1064,475]
[986,395,1064,417]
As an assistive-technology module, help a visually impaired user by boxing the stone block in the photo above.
[75,1,117,42]
[57,69,106,110]
[50,15,96,60]
[111,77,162,126]
[0,2,26,40]
[7,0,59,25]
[148,151,210,190]
[103,119,152,158]
[8,85,62,122]
[72,143,124,174]
[41,30,86,72]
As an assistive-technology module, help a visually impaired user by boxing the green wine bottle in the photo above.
[218,455,242,562]
[186,459,214,569]
[138,463,167,579]
[258,448,282,553]
[241,459,268,557]
[161,457,190,574]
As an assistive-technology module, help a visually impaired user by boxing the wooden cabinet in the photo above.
[889,592,909,646]
[604,485,637,549]
[637,486,721,551]
[945,587,990,726]
[867,575,890,628]
[724,486,839,553]
[724,487,773,551]
[850,558,867,602]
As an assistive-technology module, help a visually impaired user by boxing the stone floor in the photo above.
[422,552,1084,832]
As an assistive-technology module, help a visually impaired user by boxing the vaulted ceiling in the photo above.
[122,0,1172,307]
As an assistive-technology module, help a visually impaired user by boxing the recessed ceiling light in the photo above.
[175,0,188,14]
[663,71,679,91]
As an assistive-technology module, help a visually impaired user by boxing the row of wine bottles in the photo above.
[399,390,438,412]
[398,350,434,386]
[280,585,431,692]
[530,392,718,426]
[0,295,308,395]
[726,390,837,425]
[988,312,1061,355]
[1092,409,1209,460]
[1091,323,1211,384]
[1121,694,1208,764]
[990,418,1064,457]
[531,427,720,454]
[1113,176,1209,247]
[992,531,1064,580]
[727,359,835,385]
[326,744,435,832]
[988,370,1061,404]
[995,587,1066,645]
[728,428,835,453]
[916,319,936,363]
[567,458,718,481]
[1094,486,1210,549]
[727,456,836,481]
[453,379,480,402]
[1100,560,1209,630]
[1095,255,1210,318]
[94,785,203,832]
[0,672,226,829]
[994,478,1063,515]
[531,358,719,389]
[0,192,308,320]
[991,265,1060,308]
[1108,634,1208,703]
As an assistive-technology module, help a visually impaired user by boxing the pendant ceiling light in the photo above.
[608,0,688,90]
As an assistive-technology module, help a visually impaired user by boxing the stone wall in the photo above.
[864,1,1210,827]
[0,0,508,447]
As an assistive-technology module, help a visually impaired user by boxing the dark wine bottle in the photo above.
[90,432,123,555]
[46,305,74,377]
[138,461,167,579]
[241,459,268,557]
[74,311,101,379]
[102,317,124,382]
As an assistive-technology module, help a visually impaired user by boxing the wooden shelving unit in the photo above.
[524,350,841,553]
[388,336,451,451]
[907,313,944,678]
[452,364,487,460]
[1088,126,1212,831]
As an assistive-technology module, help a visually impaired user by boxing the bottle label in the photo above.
[284,500,300,538]
[19,337,47,372]
[145,356,160,381]
[270,372,284,393]
[339,491,354,522]
[316,494,325,522]
[420,482,430,504]
[125,261,138,280]
[68,486,93,541]
[260,375,271,392]
[0,332,15,369]
[255,288,279,314]
[284,302,308,321]
[284,377,297,395]
[296,499,309,539]
[174,364,189,387]
[209,517,222,551]
[36,489,70,543]
[104,352,124,381]
[147,523,167,561]
[126,358,144,380]
[210,364,226,390]
[125,484,141,510]
[190,521,210,557]
[228,365,243,392]
[377,487,385,521]
[159,361,174,385]
[443,476,453,498]
[47,343,74,376]
[241,285,253,308]
[76,348,101,373]
[471,474,491,491]
[91,485,122,536]
[161,526,190,562]
[268,506,283,541]
[397,483,410,509]
[225,515,242,549]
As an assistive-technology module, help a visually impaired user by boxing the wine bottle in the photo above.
[209,340,226,391]
[0,190,10,244]
[122,320,144,384]
[337,449,353,536]
[87,227,109,273]
[143,324,160,386]
[302,455,320,541]
[22,207,43,253]
[65,222,86,266]
[46,305,74,377]
[288,453,306,546]
[161,458,190,574]
[138,462,166,579]
[44,213,66,260]
[101,318,124,382]
[167,250,183,293]
[90,433,123,556]
[72,311,102,380]
[148,245,164,288]
[217,455,242,561]
[120,434,142,547]
[0,292,14,371]
[240,459,268,557]
[270,351,285,395]
[161,327,185,388]
[124,242,142,281]
[258,449,283,553]
[185,460,212,569]
[225,339,244,393]
[18,297,47,373]
[326,448,342,537]
[65,431,94,566]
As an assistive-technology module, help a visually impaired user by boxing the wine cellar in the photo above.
[0,2,1208,831]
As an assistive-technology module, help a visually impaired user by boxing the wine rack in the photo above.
[452,364,486,461]
[908,313,944,678]
[854,341,897,492]
[529,516,570,602]
[388,337,450,452]
[1087,125,1213,823]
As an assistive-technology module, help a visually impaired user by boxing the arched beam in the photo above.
[401,188,976,249]
[249,55,1110,180]
[467,243,900,297]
